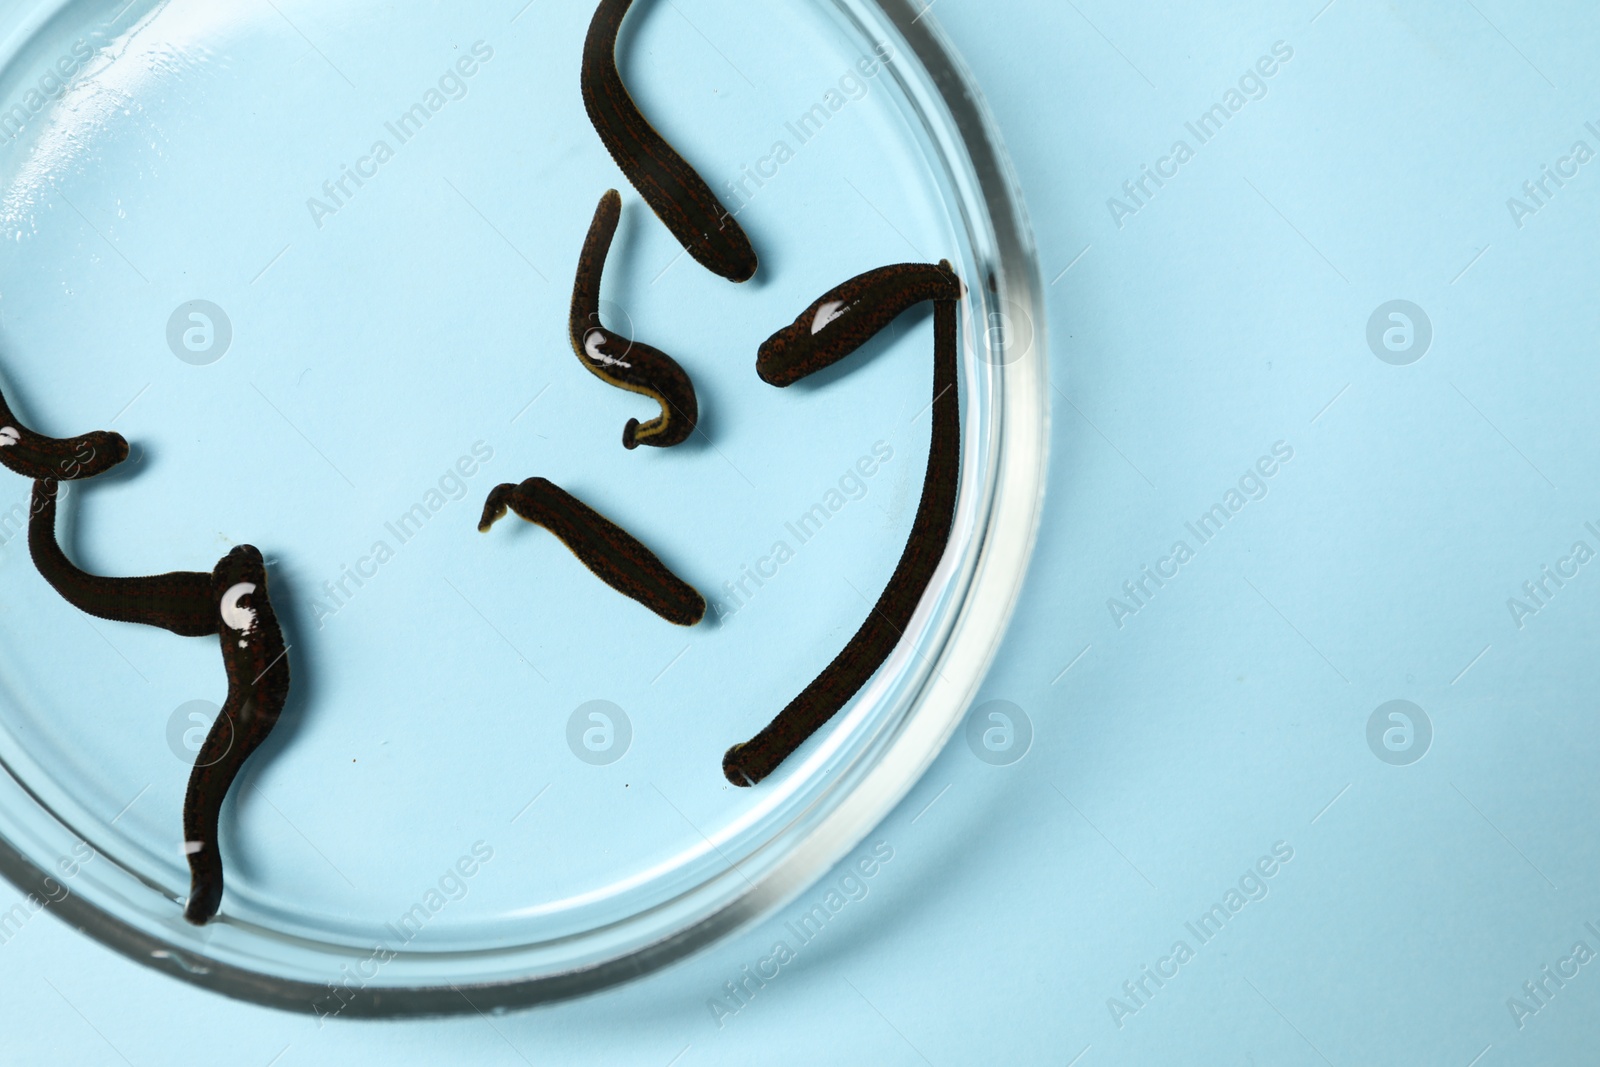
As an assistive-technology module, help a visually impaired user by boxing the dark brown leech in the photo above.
[183,545,291,925]
[0,388,128,481]
[582,0,757,283]
[480,477,705,626]
[28,478,217,637]
[724,263,962,786]
[756,263,962,387]
[570,189,699,449]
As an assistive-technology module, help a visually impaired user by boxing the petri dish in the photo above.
[0,0,1047,1013]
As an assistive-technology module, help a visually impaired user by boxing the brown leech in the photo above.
[28,478,289,923]
[480,476,705,626]
[0,388,128,481]
[724,262,962,786]
[582,0,757,283]
[183,545,291,925]
[571,190,699,450]
[756,263,962,387]
[28,477,217,637]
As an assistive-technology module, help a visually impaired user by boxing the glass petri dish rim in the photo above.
[0,0,1050,1015]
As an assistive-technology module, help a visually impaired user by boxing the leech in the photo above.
[581,0,758,283]
[479,477,705,626]
[570,189,699,450]
[724,262,963,786]
[756,262,962,387]
[28,478,218,637]
[183,545,291,925]
[26,478,289,922]
[0,387,128,481]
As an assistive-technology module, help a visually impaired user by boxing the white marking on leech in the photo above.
[584,329,631,369]
[0,427,19,447]
[811,300,847,334]
[220,582,257,636]
[182,841,204,855]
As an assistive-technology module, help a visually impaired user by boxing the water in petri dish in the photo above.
[0,0,1003,995]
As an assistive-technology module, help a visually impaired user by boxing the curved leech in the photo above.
[0,387,128,481]
[582,0,758,283]
[183,545,291,925]
[479,477,705,627]
[724,262,962,787]
[27,482,289,923]
[570,189,699,450]
[28,478,217,637]
[756,262,962,387]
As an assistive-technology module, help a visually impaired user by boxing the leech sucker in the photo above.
[756,262,963,388]
[724,264,963,787]
[28,478,217,638]
[581,0,757,283]
[182,545,291,925]
[0,388,128,481]
[570,189,699,450]
[479,477,705,626]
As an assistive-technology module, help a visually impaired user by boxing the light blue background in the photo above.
[8,0,1600,1063]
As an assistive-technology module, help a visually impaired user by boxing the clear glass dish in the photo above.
[0,0,1047,1013]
